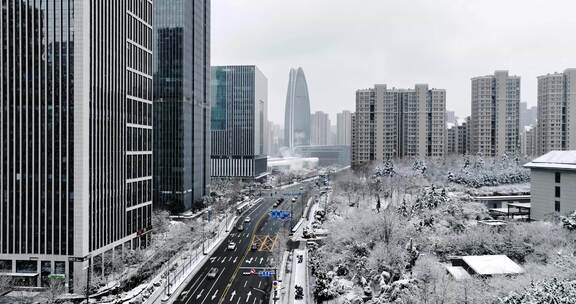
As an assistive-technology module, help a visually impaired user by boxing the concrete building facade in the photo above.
[337,110,353,146]
[525,151,576,220]
[352,84,446,167]
[211,66,268,180]
[0,0,153,290]
[470,71,521,157]
[311,111,330,146]
[537,69,576,155]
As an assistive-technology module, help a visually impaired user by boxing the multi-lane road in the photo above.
[174,183,309,304]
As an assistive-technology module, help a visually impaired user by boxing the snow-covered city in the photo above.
[2,0,576,303]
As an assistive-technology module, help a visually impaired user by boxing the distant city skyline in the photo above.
[212,0,576,125]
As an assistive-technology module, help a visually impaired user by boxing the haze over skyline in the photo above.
[212,0,576,125]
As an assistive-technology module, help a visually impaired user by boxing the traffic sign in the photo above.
[257,270,275,277]
[272,280,279,289]
[270,210,291,219]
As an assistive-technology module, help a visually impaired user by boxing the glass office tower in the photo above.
[284,67,311,149]
[154,0,211,213]
[211,66,268,179]
[0,0,153,291]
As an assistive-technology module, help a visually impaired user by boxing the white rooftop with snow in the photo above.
[524,151,576,171]
[459,255,524,276]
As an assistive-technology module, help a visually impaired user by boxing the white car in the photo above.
[244,216,251,223]
[207,267,218,279]
[227,242,236,250]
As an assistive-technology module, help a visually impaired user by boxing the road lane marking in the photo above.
[244,280,248,288]
[196,289,204,300]
[198,269,224,304]
[230,290,237,302]
[258,280,261,289]
[218,199,270,304]
[211,289,219,301]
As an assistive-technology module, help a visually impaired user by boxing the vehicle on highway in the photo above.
[251,242,259,251]
[207,267,218,279]
[237,224,244,231]
[244,216,251,223]
[227,242,236,250]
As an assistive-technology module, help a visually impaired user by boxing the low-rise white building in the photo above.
[525,151,576,220]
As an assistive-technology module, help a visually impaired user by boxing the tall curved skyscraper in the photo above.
[285,68,312,148]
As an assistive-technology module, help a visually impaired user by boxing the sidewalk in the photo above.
[290,190,332,242]
[288,249,309,304]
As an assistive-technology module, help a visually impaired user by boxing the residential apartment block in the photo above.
[536,69,576,155]
[311,111,331,146]
[470,71,521,156]
[447,118,470,155]
[352,84,446,167]
[337,110,353,146]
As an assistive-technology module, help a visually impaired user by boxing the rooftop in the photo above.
[457,255,524,276]
[524,151,576,170]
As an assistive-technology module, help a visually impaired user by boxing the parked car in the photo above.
[207,267,218,279]
[227,242,236,250]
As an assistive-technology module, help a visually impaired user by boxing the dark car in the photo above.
[251,242,259,251]
[237,224,244,232]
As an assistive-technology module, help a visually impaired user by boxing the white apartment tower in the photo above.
[337,111,353,146]
[537,69,576,155]
[310,111,330,146]
[470,71,521,156]
[352,84,446,167]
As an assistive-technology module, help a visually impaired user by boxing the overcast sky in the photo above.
[212,0,576,126]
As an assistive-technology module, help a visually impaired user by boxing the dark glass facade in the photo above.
[0,0,153,291]
[154,0,210,213]
[211,66,268,179]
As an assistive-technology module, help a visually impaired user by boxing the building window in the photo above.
[555,172,561,183]
[555,201,561,213]
[555,186,561,198]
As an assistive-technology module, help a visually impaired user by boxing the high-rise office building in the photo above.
[211,66,268,180]
[537,69,576,155]
[284,68,311,149]
[337,110,352,146]
[470,71,521,156]
[0,0,153,290]
[352,84,446,167]
[154,0,211,212]
[311,111,330,146]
